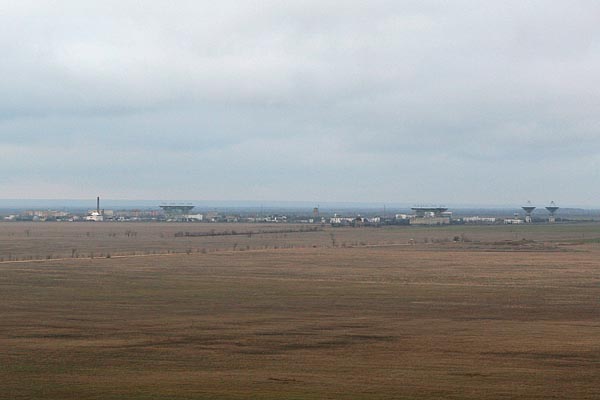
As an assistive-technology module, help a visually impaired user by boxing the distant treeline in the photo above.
[174,226,322,238]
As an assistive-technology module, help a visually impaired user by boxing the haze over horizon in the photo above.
[2,1,599,206]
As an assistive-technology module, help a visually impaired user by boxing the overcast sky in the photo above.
[1,1,599,206]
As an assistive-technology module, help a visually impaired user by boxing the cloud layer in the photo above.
[1,1,599,205]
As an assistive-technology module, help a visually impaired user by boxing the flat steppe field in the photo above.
[0,222,599,399]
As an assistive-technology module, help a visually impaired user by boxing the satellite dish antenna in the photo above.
[545,201,559,223]
[522,201,536,223]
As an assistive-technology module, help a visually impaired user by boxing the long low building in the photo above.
[410,216,450,225]
[462,216,497,224]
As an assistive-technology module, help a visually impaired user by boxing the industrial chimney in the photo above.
[97,196,100,214]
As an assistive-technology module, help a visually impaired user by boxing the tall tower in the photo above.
[545,201,559,223]
[522,201,536,223]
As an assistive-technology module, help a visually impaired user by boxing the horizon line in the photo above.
[0,198,597,210]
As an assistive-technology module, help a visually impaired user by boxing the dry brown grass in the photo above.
[0,223,599,399]
[2,221,600,261]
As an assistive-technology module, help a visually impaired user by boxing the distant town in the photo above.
[1,197,598,226]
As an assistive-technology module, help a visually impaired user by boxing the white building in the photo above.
[330,216,355,225]
[186,213,204,221]
[85,211,104,222]
[504,218,523,224]
[463,216,497,224]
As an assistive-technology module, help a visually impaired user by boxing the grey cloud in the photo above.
[1,1,599,204]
